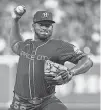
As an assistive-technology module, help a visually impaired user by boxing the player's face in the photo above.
[33,21,53,40]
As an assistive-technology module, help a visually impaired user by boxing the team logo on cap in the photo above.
[42,12,49,18]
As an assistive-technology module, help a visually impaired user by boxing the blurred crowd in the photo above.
[0,0,100,55]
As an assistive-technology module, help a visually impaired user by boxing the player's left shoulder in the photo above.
[61,39,73,46]
[50,38,71,46]
[60,40,84,54]
[60,40,75,50]
[50,39,62,47]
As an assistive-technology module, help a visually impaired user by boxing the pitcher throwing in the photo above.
[9,5,93,110]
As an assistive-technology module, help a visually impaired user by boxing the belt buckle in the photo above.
[30,97,42,105]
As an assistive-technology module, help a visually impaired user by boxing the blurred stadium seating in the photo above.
[0,0,100,56]
[0,0,100,110]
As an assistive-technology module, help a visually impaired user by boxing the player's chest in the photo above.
[20,41,58,61]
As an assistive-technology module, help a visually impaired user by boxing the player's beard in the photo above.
[34,29,53,41]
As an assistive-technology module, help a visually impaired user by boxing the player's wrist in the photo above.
[11,18,20,24]
[11,12,21,21]
[70,69,76,77]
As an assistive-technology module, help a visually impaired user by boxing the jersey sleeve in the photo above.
[11,39,32,55]
[57,41,87,65]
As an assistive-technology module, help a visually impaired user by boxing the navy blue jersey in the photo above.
[11,39,86,99]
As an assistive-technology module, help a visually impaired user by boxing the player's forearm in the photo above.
[10,19,22,47]
[70,56,93,76]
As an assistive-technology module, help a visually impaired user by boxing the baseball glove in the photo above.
[44,60,73,85]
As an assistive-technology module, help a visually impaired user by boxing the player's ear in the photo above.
[51,24,53,30]
[31,23,35,32]
[32,23,37,29]
[51,23,53,28]
[32,23,34,27]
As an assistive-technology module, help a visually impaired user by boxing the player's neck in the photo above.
[34,35,50,42]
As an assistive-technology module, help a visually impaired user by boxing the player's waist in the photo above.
[14,92,55,105]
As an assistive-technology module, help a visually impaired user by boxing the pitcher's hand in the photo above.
[11,5,26,20]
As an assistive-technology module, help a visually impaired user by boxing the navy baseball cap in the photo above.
[33,11,55,23]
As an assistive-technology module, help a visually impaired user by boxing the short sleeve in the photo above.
[57,41,87,64]
[11,39,32,55]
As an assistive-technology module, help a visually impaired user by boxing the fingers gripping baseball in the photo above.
[15,5,26,16]
[11,5,26,19]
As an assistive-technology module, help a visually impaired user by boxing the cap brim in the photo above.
[34,20,55,24]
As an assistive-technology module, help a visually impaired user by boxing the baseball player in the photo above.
[9,5,93,110]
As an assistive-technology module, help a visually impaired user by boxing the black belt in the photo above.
[14,93,54,105]
[28,97,43,105]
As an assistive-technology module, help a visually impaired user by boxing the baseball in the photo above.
[16,6,25,13]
